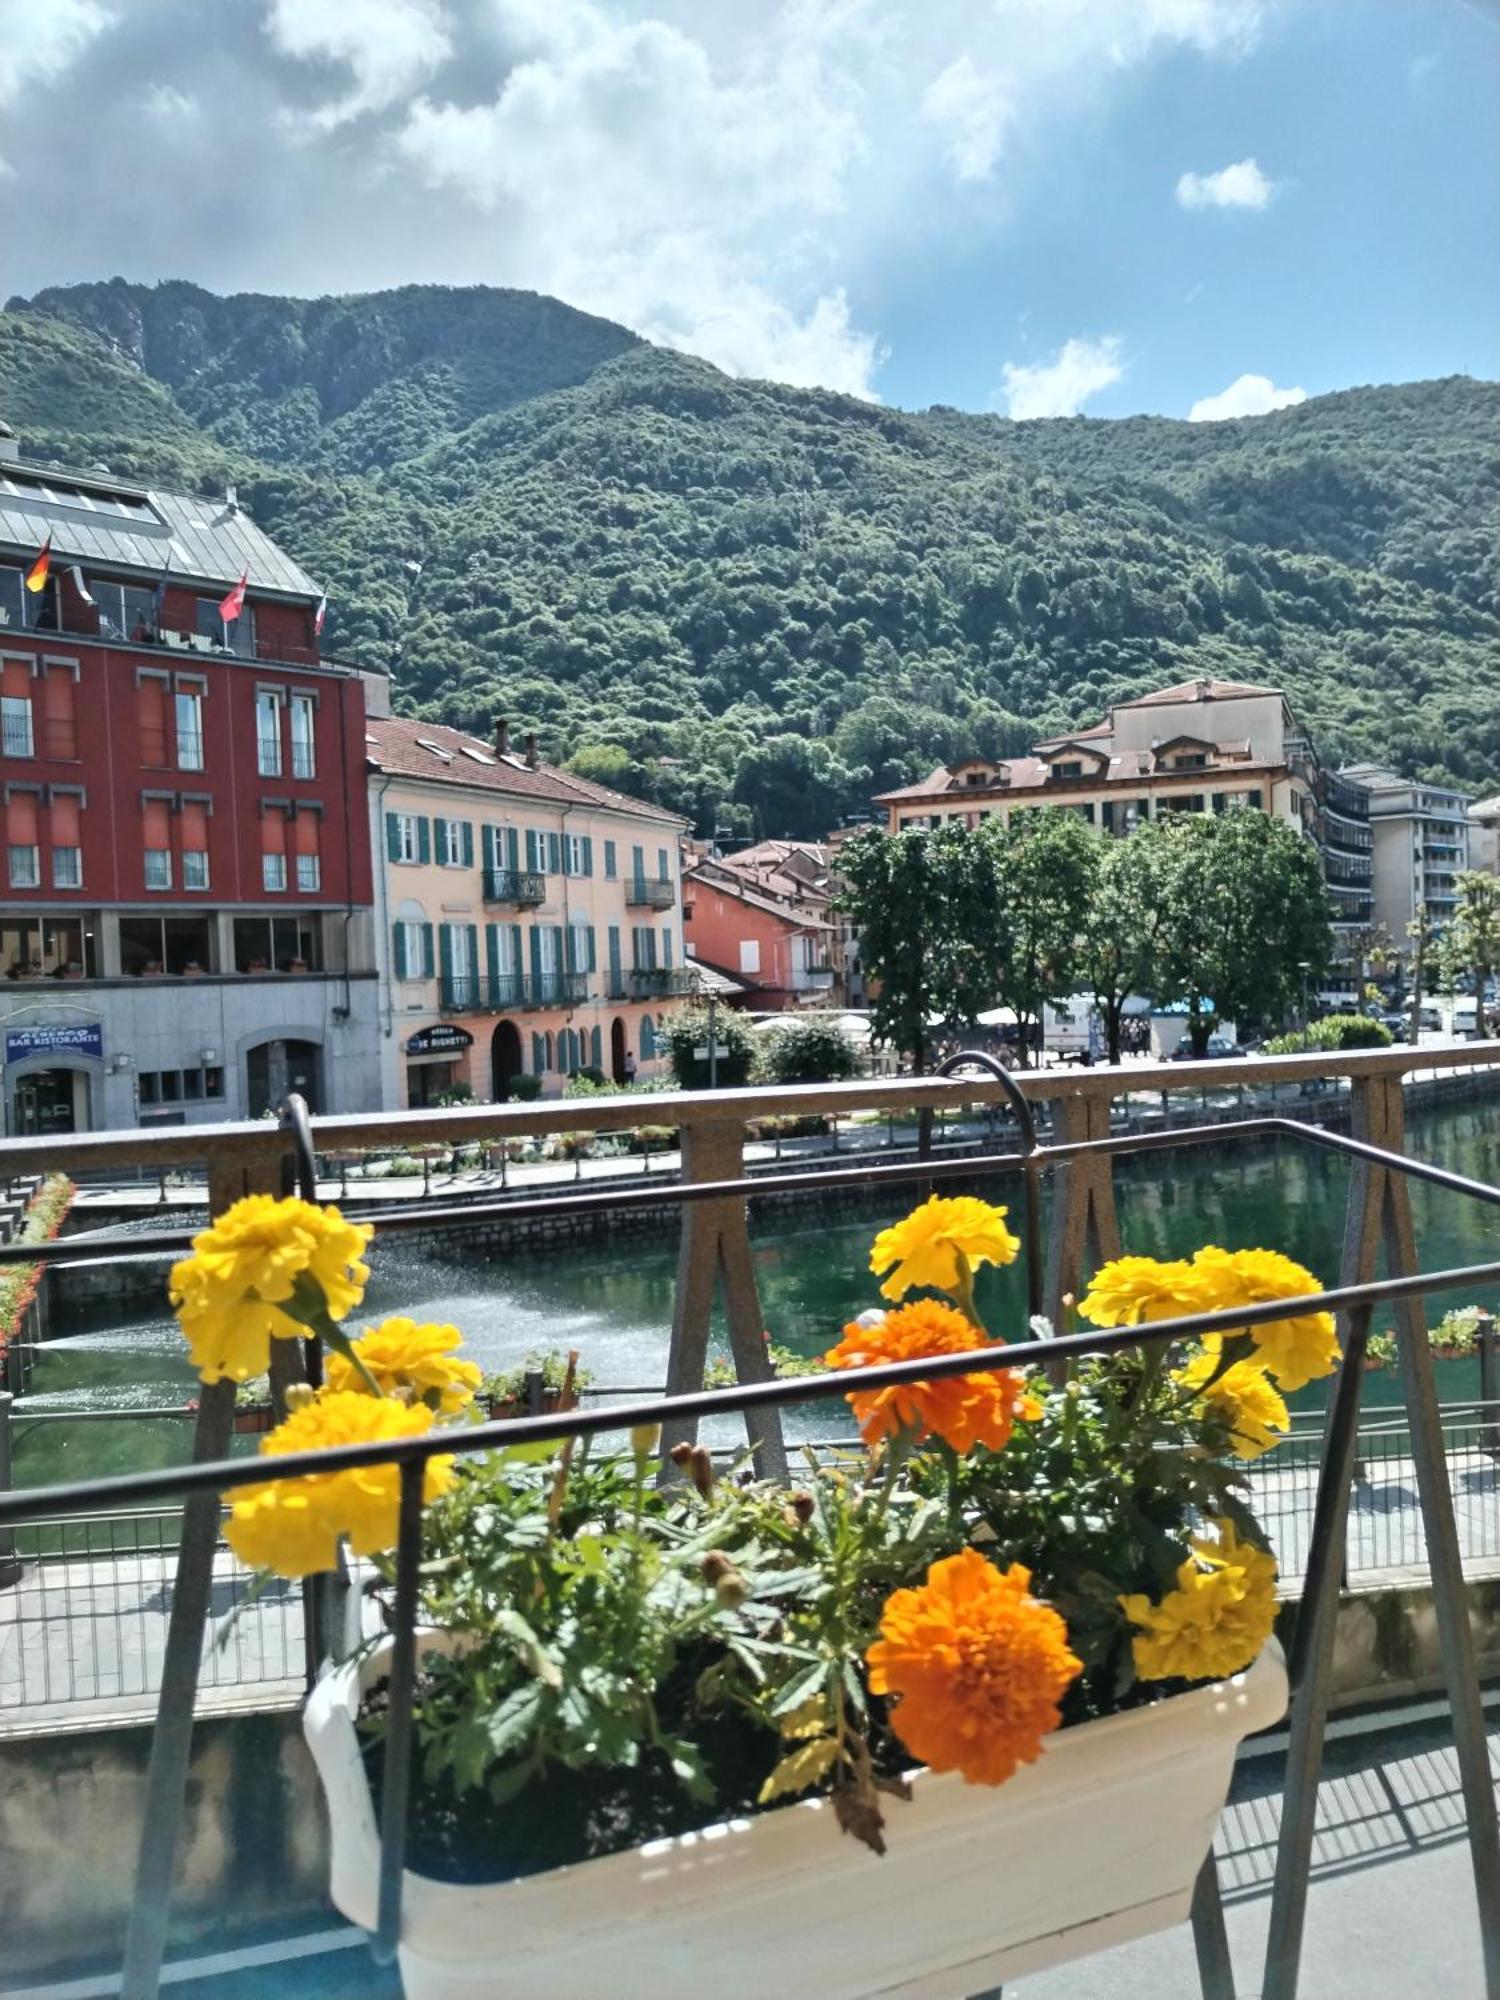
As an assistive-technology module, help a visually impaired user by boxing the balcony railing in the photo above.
[625,877,675,910]
[628,966,695,999]
[789,965,837,992]
[483,868,546,907]
[440,970,588,1013]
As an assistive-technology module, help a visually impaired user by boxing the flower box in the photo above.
[233,1402,276,1435]
[305,1631,1287,2000]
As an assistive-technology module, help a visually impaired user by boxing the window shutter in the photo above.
[552,925,565,981]
[421,923,435,978]
[564,925,578,974]
[547,831,562,875]
[587,925,597,972]
[662,928,673,969]
[439,924,454,986]
[632,844,644,882]
[608,925,621,978]
[417,817,431,864]
[506,826,519,872]
[658,847,668,881]
[511,925,523,994]
[462,822,474,868]
[482,824,496,872]
[393,925,408,980]
[604,839,616,879]
[581,835,593,877]
[466,925,479,985]
[385,812,402,863]
[525,828,539,872]
[532,1032,544,1075]
[591,1026,602,1069]
[529,924,544,996]
[486,924,501,992]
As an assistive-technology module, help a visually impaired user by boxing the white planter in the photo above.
[306,1632,1287,2000]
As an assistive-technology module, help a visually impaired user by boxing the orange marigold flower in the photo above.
[867,1551,1081,1787]
[824,1299,1039,1454]
[869,1195,1020,1303]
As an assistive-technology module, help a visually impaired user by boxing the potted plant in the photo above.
[164,1192,1326,1998]
[480,1349,589,1420]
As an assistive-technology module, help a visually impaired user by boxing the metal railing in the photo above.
[628,965,694,998]
[0,1044,1497,1998]
[481,866,546,906]
[624,876,675,909]
[438,969,588,1012]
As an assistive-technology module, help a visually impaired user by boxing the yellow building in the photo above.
[367,717,692,1105]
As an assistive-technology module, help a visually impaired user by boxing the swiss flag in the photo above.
[219,569,248,623]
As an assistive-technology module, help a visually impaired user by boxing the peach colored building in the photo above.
[368,718,692,1106]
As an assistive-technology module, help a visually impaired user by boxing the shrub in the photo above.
[1263,1013,1393,1055]
[563,1070,614,1099]
[662,1007,757,1089]
[761,1013,861,1085]
[0,1174,75,1360]
[509,1074,544,1102]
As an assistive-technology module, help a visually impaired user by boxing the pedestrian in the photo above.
[623,1049,638,1086]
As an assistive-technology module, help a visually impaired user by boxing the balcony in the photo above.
[440,970,589,1013]
[789,965,837,992]
[628,966,695,999]
[625,877,676,910]
[483,868,546,908]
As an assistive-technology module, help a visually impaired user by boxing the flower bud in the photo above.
[669,1440,694,1467]
[283,1383,316,1413]
[630,1422,661,1459]
[688,1444,715,1498]
[702,1549,734,1582]
[790,1490,815,1523]
[715,1571,749,1609]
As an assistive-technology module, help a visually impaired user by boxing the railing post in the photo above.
[660,1119,786,1480]
[0,1389,21,1588]
[1478,1310,1498,1455]
[1043,1090,1122,1329]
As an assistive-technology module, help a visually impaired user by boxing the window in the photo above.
[394,920,430,980]
[0,567,24,630]
[180,799,210,891]
[657,847,669,882]
[565,833,590,877]
[136,673,170,765]
[603,839,617,879]
[739,939,761,975]
[294,809,321,892]
[1052,760,1084,780]
[256,690,283,776]
[120,914,213,976]
[387,812,424,864]
[261,806,287,892]
[175,689,204,771]
[50,792,82,888]
[138,1066,225,1108]
[263,852,287,891]
[631,925,657,972]
[0,914,94,980]
[232,915,321,973]
[1,684,33,759]
[568,918,593,975]
[290,693,316,779]
[95,581,158,643]
[436,817,469,867]
[143,796,172,890]
[8,843,38,888]
[198,595,256,659]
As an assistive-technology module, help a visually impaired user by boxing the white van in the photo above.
[1453,997,1478,1035]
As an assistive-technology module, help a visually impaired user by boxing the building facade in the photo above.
[1339,766,1473,938]
[682,852,837,1011]
[875,678,1374,957]
[0,432,380,1133]
[367,718,692,1104]
[1470,795,1500,878]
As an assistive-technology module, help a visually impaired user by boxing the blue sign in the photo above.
[5,1023,104,1065]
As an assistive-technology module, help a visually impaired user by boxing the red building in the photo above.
[682,854,836,1011]
[0,425,381,1131]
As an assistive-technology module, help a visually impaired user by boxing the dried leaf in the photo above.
[832,1781,887,1856]
[758,1735,839,1805]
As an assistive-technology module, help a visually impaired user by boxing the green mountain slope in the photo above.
[2,281,1495,839]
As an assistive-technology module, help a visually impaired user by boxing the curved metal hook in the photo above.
[279,1092,322,1389]
[934,1048,1044,1323]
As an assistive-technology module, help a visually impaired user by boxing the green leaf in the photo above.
[769,1658,832,1717]
[661,1734,715,1803]
[757,1735,839,1805]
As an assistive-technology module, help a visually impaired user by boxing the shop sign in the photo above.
[4,1022,104,1065]
[405,1024,474,1056]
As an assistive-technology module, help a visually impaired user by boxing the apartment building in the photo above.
[1340,765,1473,936]
[1470,795,1500,878]
[875,677,1374,951]
[0,427,380,1132]
[682,849,837,1010]
[368,718,692,1104]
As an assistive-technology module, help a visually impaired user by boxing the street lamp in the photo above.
[1298,961,1312,1052]
[692,968,721,1089]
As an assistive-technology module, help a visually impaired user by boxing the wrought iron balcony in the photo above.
[628,966,695,998]
[440,971,530,1014]
[483,868,546,907]
[624,877,676,910]
[529,971,590,1007]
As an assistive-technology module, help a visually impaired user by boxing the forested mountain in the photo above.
[2,279,1495,840]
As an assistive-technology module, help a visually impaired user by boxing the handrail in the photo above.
[0,1042,1492,1175]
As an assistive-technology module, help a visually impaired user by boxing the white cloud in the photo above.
[1176,156,1274,210]
[1189,372,1306,421]
[922,55,1013,183]
[1000,335,1124,419]
[146,82,198,119]
[265,0,452,129]
[0,0,112,108]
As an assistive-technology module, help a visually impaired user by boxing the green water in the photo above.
[17,1095,1498,1489]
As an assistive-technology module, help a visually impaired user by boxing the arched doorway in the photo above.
[491,1020,523,1100]
[610,1017,627,1085]
[245,1039,322,1119]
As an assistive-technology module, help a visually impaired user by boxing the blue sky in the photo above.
[1,0,1496,420]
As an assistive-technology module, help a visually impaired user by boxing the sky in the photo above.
[0,0,1496,419]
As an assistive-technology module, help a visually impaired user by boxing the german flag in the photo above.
[24,537,51,593]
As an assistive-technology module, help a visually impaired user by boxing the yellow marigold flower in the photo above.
[225,1390,453,1579]
[869,1195,1019,1303]
[867,1551,1081,1786]
[1176,1350,1289,1461]
[1190,1246,1340,1392]
[825,1299,1040,1455]
[1121,1518,1278,1683]
[325,1317,480,1413]
[169,1195,372,1385]
[1076,1255,1202,1329]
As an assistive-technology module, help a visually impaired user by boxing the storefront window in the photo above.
[232,914,323,973]
[119,914,213,976]
[0,914,97,980]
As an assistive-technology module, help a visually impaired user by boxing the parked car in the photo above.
[1170,1035,1246,1061]
[1379,1013,1409,1042]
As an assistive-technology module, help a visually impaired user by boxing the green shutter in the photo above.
[662,928,673,969]
[525,828,539,872]
[658,847,668,881]
[486,924,501,995]
[420,923,435,977]
[506,826,519,872]
[417,817,431,864]
[462,822,474,868]
[591,1025,602,1069]
[531,1032,544,1074]
[529,924,544,997]
[547,831,562,875]
[385,813,402,863]
[581,835,593,877]
[632,844,644,882]
[466,925,479,992]
[604,839,616,879]
[511,924,523,997]
[439,924,454,989]
[482,824,497,872]
[393,924,408,979]
[587,924,597,972]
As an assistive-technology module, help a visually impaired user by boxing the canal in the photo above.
[13,1093,1498,1490]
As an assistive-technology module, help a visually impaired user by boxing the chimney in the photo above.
[494,716,510,757]
[0,419,18,465]
[524,731,539,769]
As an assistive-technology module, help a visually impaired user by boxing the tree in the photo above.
[981,812,1099,1066]
[1079,827,1175,1064]
[1153,811,1333,1056]
[762,1014,861,1084]
[1446,871,1500,1035]
[661,1007,758,1089]
[1406,903,1437,1045]
[837,824,998,1068]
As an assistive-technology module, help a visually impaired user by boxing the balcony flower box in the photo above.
[304,1632,1286,2000]
[232,1401,276,1435]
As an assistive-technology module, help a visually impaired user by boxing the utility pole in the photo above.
[707,986,720,1090]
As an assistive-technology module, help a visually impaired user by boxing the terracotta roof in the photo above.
[365,717,688,826]
[1033,719,1112,749]
[684,861,834,930]
[876,745,1281,806]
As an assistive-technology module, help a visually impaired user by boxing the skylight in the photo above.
[416,737,454,763]
[458,745,495,765]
